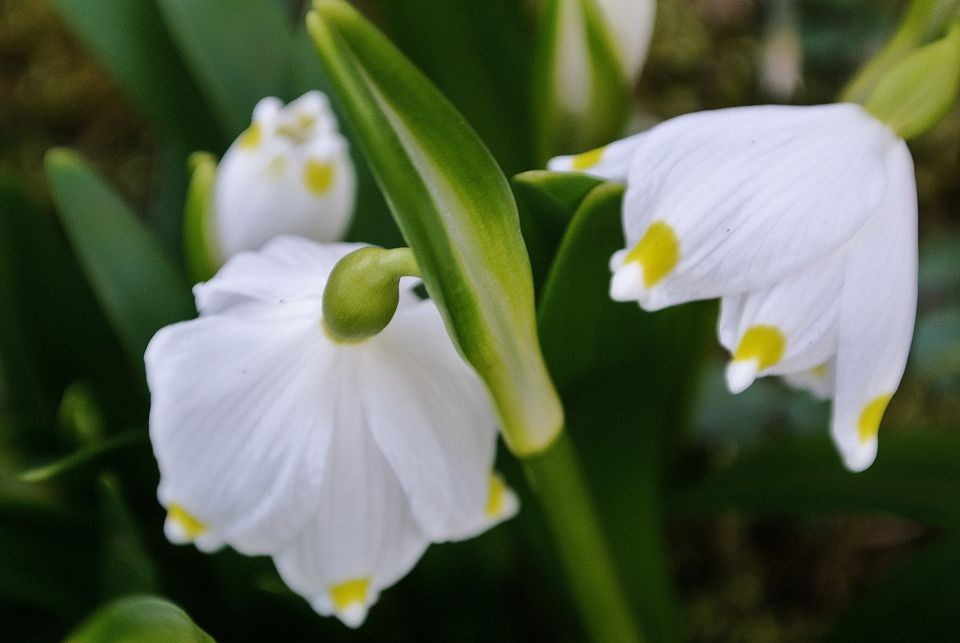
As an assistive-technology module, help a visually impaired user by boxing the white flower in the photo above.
[211,92,356,260]
[145,236,517,627]
[550,103,918,472]
[553,0,656,116]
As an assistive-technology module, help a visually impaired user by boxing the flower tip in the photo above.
[839,437,878,473]
[725,359,759,395]
[546,154,573,172]
[334,602,369,629]
[609,261,646,302]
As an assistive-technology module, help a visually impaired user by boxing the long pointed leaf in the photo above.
[44,150,195,374]
[308,0,562,454]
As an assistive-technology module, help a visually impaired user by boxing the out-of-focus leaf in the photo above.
[44,149,195,374]
[65,595,214,643]
[826,534,960,642]
[182,152,219,283]
[512,170,602,290]
[913,305,960,382]
[377,0,535,174]
[98,475,158,599]
[51,0,223,149]
[156,0,294,136]
[672,432,960,529]
[290,26,400,248]
[308,0,562,454]
[0,178,140,433]
[0,505,97,621]
[19,430,145,484]
[536,182,712,643]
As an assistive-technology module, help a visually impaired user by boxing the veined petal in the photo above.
[612,104,898,310]
[194,236,366,315]
[546,132,645,181]
[360,300,506,541]
[146,308,340,555]
[718,253,844,393]
[271,420,429,629]
[831,140,917,472]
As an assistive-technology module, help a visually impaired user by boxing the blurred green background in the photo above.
[2,0,960,641]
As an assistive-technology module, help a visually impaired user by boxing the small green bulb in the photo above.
[322,247,421,343]
[865,21,960,140]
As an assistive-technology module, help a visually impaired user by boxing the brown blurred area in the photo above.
[0,0,151,207]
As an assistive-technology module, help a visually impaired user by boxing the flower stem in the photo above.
[842,0,960,103]
[523,433,645,643]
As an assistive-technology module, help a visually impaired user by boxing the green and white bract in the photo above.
[212,92,356,260]
[145,236,517,627]
[550,103,918,472]
[554,0,655,117]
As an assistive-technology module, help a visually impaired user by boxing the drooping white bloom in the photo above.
[145,236,517,627]
[550,103,917,472]
[553,0,656,116]
[211,92,356,260]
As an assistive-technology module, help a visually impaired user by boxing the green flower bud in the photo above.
[865,21,960,140]
[322,247,421,342]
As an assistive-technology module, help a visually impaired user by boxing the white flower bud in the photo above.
[211,91,356,261]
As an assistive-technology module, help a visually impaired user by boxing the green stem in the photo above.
[524,433,645,643]
[842,0,960,102]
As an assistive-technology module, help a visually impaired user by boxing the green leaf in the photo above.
[532,0,632,161]
[0,178,140,433]
[98,475,158,599]
[308,0,563,455]
[44,149,195,374]
[0,505,97,621]
[827,534,960,641]
[376,0,535,173]
[672,432,960,529]
[50,0,223,149]
[512,170,602,291]
[65,595,214,643]
[156,0,294,136]
[535,182,713,643]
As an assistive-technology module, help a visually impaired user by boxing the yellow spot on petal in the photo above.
[623,221,680,288]
[485,474,508,518]
[304,158,335,195]
[330,577,370,612]
[168,503,207,539]
[811,362,829,378]
[571,146,605,171]
[238,123,262,150]
[858,394,892,443]
[267,155,287,176]
[733,325,786,370]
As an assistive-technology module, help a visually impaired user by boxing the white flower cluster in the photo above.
[552,103,918,472]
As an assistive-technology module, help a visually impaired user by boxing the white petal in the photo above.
[614,104,898,310]
[146,308,339,555]
[194,236,366,316]
[546,132,645,181]
[783,360,835,400]
[271,420,429,629]
[360,300,506,541]
[718,252,845,393]
[212,93,356,259]
[831,140,917,472]
[595,0,656,81]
